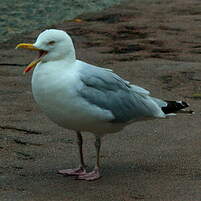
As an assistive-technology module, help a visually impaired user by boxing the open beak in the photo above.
[16,43,47,73]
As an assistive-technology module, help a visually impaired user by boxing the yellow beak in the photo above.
[16,43,40,51]
[16,43,43,73]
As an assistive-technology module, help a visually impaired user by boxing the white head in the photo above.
[16,29,76,73]
[34,29,76,62]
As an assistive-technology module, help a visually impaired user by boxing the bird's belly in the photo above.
[32,72,116,134]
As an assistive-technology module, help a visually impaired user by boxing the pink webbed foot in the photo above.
[58,167,86,176]
[77,168,101,181]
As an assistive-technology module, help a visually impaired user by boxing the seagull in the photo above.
[16,29,192,181]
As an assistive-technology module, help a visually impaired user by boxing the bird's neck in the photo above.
[66,50,76,63]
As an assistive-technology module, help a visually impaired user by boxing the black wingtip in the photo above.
[179,101,189,108]
[161,100,190,114]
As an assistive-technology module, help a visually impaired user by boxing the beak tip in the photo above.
[16,43,23,49]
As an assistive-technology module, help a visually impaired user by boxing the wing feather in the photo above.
[78,61,165,122]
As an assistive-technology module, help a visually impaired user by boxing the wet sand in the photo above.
[1,0,201,200]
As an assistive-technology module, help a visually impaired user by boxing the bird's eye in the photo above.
[48,41,55,45]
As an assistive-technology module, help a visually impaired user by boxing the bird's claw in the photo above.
[58,167,86,176]
[77,168,101,181]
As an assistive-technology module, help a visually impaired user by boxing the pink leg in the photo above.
[77,136,102,181]
[58,132,86,176]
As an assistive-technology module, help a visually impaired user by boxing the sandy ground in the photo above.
[1,0,201,200]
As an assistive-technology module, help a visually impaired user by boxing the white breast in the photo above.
[31,60,115,134]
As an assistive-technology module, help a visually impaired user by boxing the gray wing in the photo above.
[78,61,165,123]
